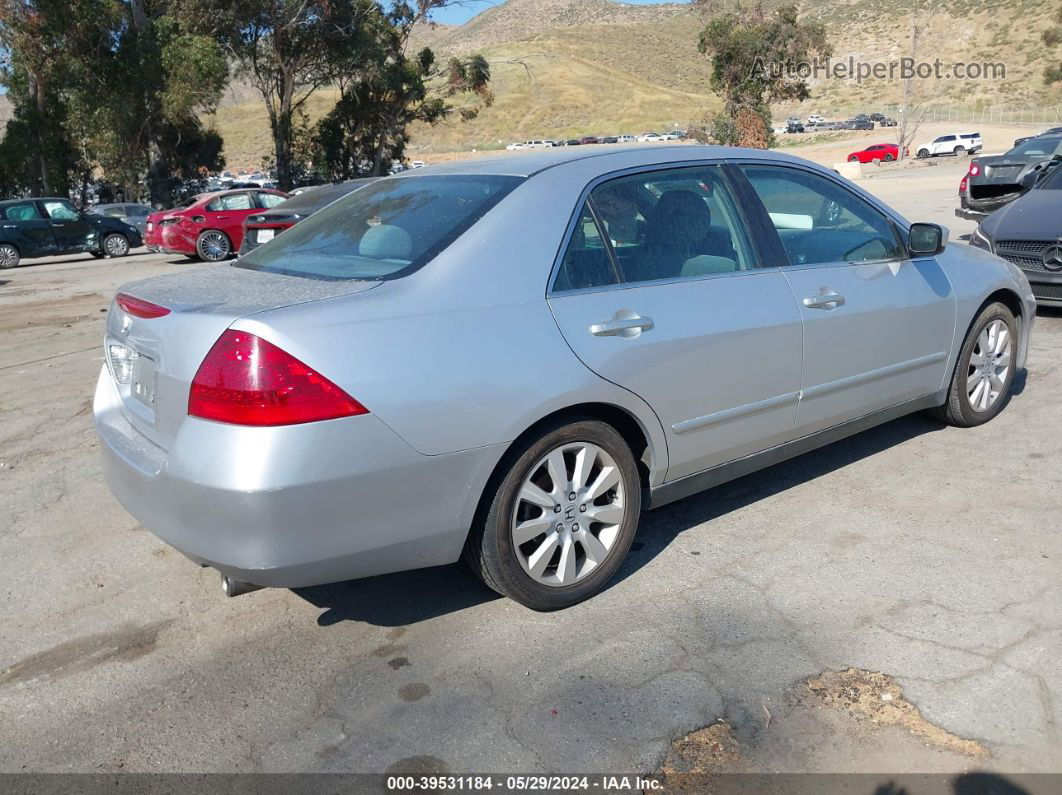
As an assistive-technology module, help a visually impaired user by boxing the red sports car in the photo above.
[144,188,288,261]
[846,143,906,164]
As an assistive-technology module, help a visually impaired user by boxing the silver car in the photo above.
[94,146,1035,610]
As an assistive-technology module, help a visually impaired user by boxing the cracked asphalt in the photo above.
[1,168,1060,776]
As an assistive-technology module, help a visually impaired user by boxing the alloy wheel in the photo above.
[198,231,230,261]
[104,234,129,257]
[967,319,1012,412]
[0,244,18,268]
[511,442,626,587]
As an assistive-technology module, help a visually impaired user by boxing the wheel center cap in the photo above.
[563,504,577,522]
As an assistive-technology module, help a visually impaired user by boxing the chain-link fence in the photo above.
[879,105,1062,125]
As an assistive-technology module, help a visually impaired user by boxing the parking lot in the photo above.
[1,167,1060,778]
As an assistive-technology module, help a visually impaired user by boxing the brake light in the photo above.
[116,293,170,318]
[969,163,980,177]
[188,330,368,426]
[959,177,968,193]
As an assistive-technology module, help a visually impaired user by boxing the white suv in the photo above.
[915,132,983,159]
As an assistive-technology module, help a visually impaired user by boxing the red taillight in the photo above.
[959,177,968,193]
[969,163,980,177]
[188,330,368,426]
[116,293,170,318]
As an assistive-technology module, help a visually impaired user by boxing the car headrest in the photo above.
[360,224,413,260]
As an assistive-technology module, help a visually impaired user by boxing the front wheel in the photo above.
[196,230,231,262]
[848,155,859,162]
[931,302,1017,427]
[0,242,20,269]
[463,417,642,610]
[102,232,130,258]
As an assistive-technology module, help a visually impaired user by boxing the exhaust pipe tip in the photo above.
[221,575,263,598]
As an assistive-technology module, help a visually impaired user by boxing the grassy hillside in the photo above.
[172,0,1062,165]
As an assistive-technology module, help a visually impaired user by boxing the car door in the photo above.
[934,135,955,155]
[1,201,58,257]
[547,164,804,481]
[204,191,256,247]
[736,162,955,437]
[40,199,94,251]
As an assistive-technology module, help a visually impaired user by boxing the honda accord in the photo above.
[95,146,1035,610]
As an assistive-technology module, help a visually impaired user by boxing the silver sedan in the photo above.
[94,146,1035,610]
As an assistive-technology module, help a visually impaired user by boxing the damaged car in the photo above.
[957,135,1062,222]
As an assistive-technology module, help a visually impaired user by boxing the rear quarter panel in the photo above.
[232,165,671,483]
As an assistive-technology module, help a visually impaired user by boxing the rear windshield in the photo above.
[235,174,522,281]
[1008,137,1062,158]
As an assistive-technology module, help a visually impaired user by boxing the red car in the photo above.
[144,188,288,261]
[846,143,906,164]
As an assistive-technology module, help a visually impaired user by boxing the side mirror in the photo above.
[909,222,947,256]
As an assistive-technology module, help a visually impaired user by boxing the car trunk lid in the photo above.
[104,264,380,451]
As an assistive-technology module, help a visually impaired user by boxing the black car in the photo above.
[869,112,885,122]
[844,119,874,131]
[238,178,377,256]
[0,196,142,269]
[1013,126,1062,148]
[786,121,805,134]
[879,118,898,128]
[969,163,1062,307]
[957,135,1062,222]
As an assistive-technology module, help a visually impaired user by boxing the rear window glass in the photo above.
[1008,136,1062,158]
[236,175,523,281]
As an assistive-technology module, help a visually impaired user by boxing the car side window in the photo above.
[256,192,285,209]
[103,206,126,218]
[554,203,620,292]
[129,205,151,217]
[4,202,42,221]
[221,193,253,211]
[741,165,904,266]
[42,200,80,220]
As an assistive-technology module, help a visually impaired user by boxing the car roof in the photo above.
[0,196,68,206]
[394,145,805,179]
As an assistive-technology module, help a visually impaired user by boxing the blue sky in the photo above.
[429,0,690,25]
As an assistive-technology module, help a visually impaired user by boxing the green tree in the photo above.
[312,3,493,180]
[697,2,830,148]
[0,0,87,195]
[210,0,382,190]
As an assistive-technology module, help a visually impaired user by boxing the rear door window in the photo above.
[255,192,286,209]
[3,202,43,221]
[236,175,522,280]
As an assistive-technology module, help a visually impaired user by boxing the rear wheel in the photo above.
[463,417,642,610]
[917,148,930,159]
[954,145,967,156]
[884,153,895,162]
[931,302,1016,427]
[196,230,231,262]
[0,242,20,269]
[102,232,130,258]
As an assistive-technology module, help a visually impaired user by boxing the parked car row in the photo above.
[778,112,897,134]
[506,132,686,150]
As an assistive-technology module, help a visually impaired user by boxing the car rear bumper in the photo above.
[93,366,502,588]
[955,207,989,222]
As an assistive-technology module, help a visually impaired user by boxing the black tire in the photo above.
[953,145,966,156]
[101,232,130,258]
[0,242,20,269]
[917,148,930,159]
[931,302,1017,427]
[196,230,232,262]
[884,153,895,162]
[848,155,859,162]
[463,416,642,610]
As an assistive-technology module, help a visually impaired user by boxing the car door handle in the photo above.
[590,313,654,337]
[803,290,846,310]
